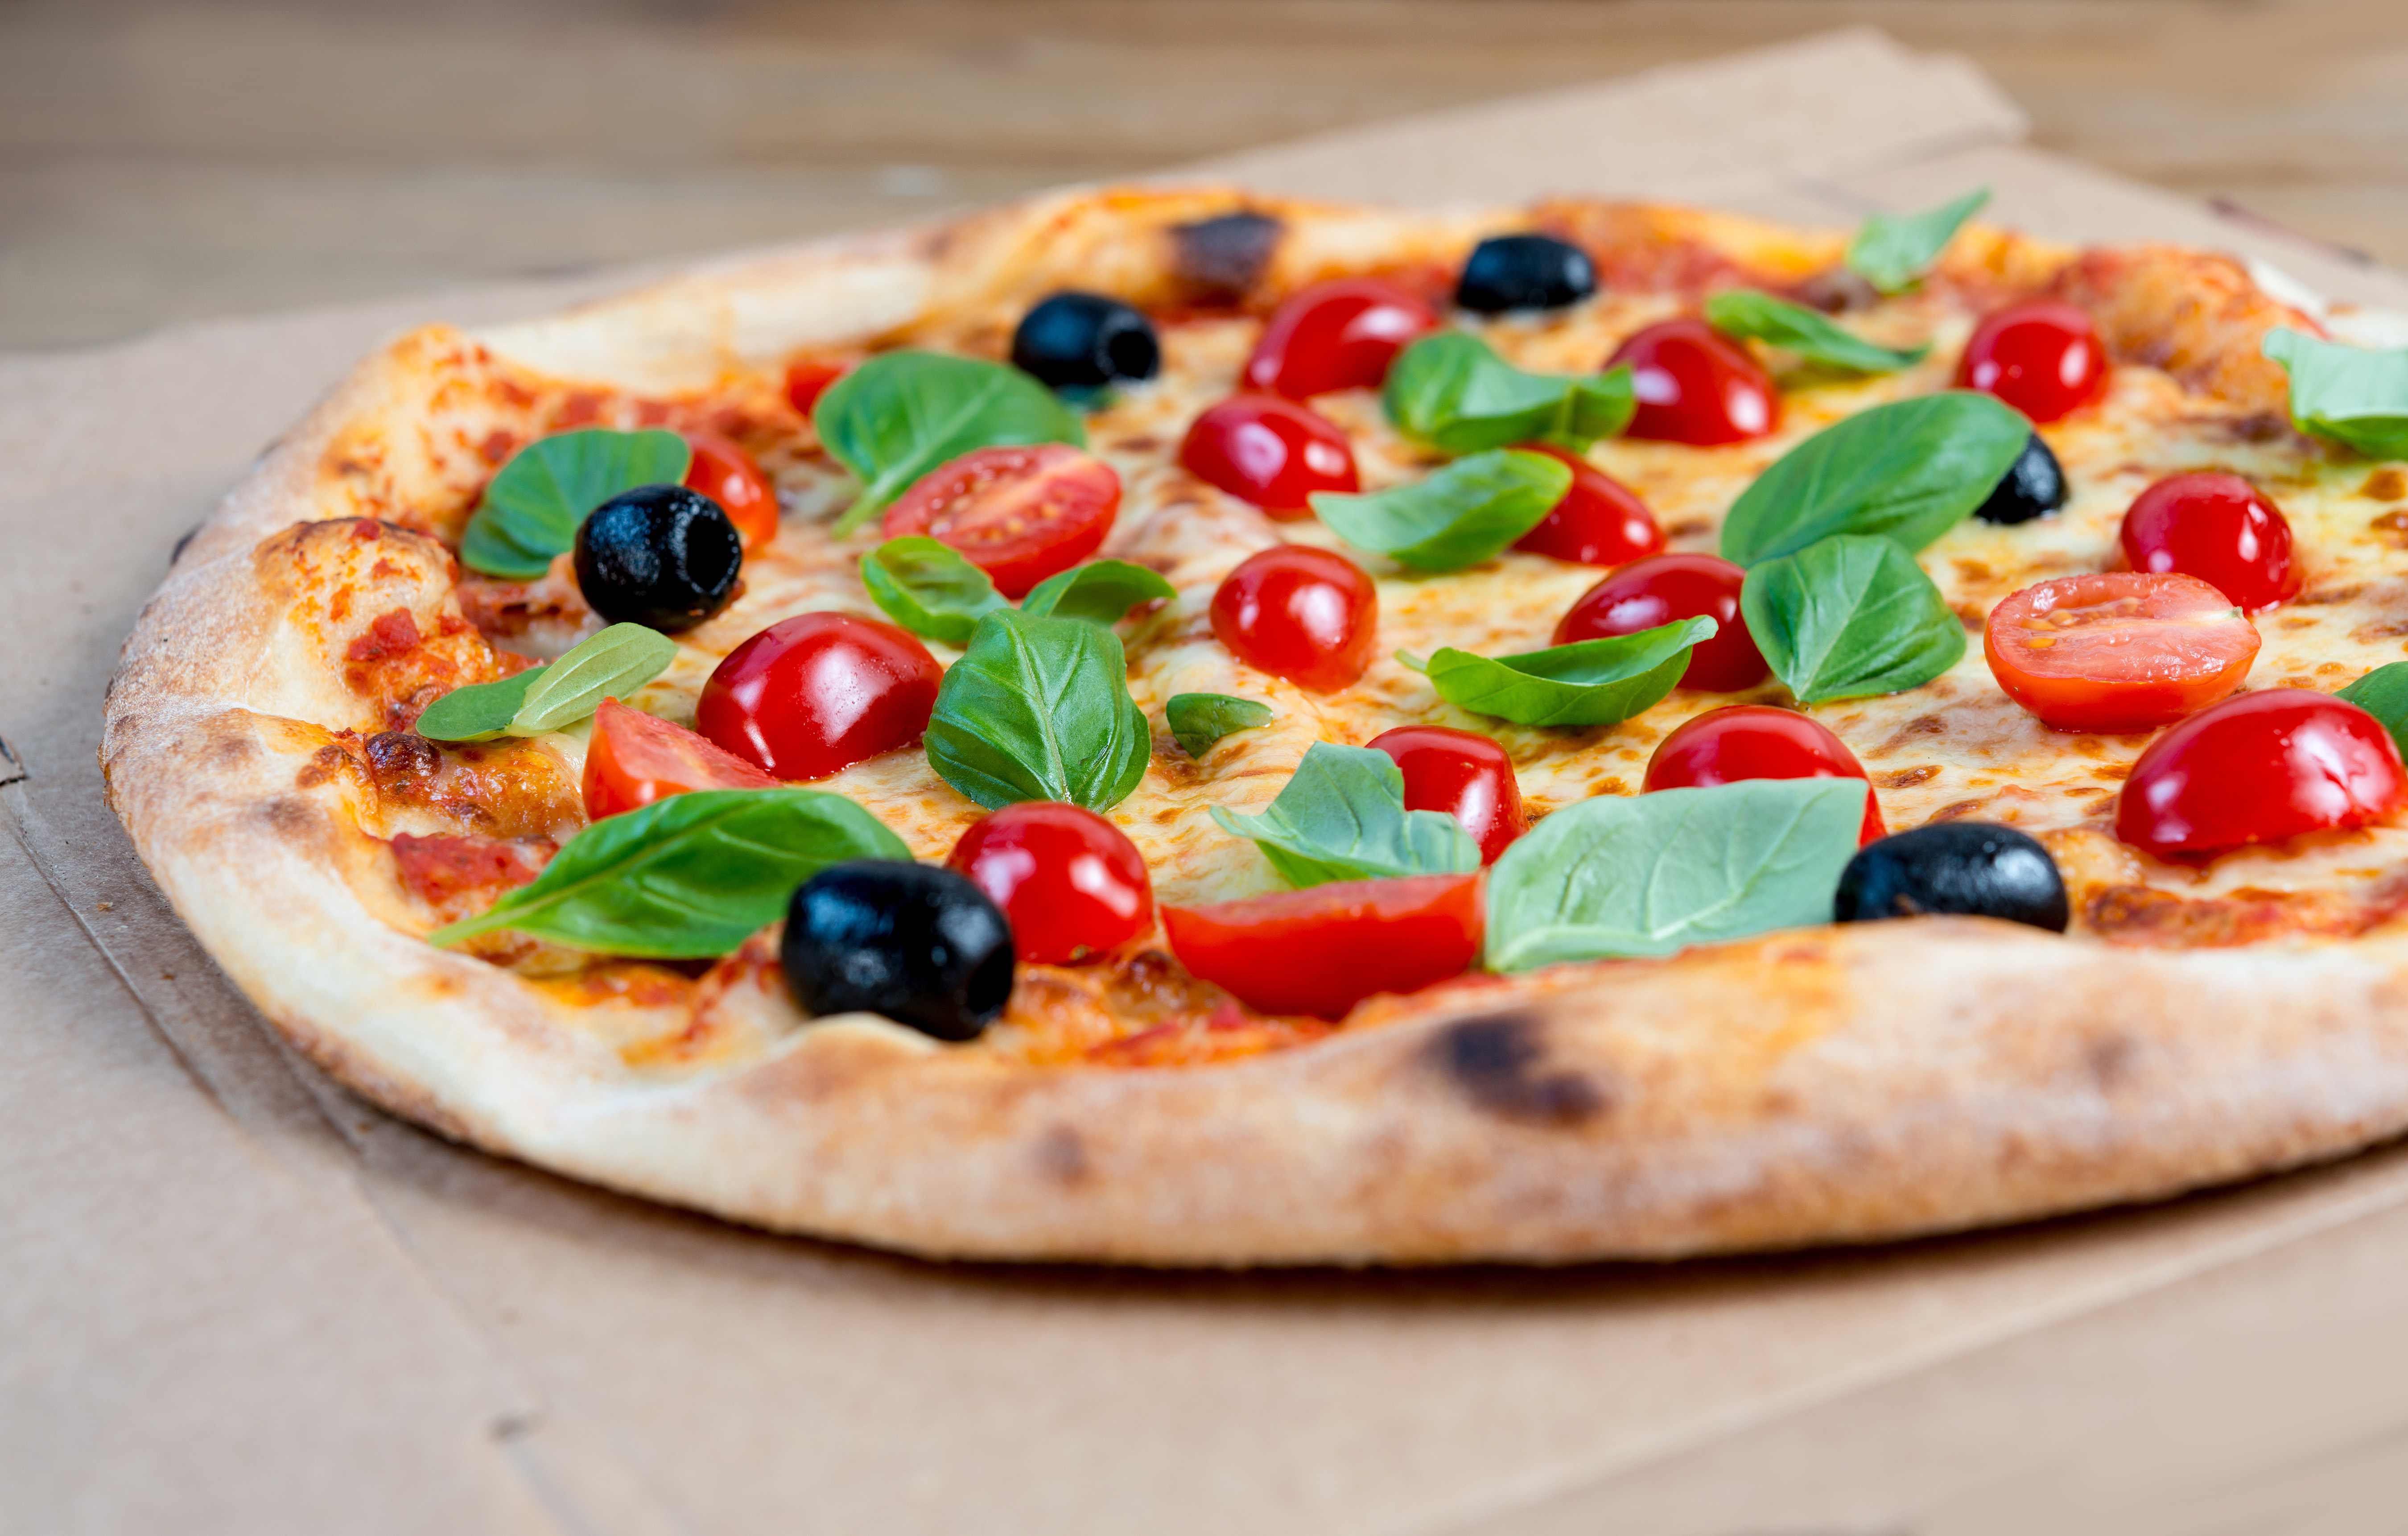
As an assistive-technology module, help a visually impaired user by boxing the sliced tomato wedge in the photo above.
[681,430,779,551]
[1984,572,2260,733]
[881,443,1121,598]
[584,697,776,819]
[1162,872,1482,1020]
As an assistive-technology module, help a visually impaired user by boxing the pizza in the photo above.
[101,184,2408,1265]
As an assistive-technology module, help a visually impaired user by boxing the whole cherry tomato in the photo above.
[1366,725,1527,863]
[695,612,942,780]
[1608,318,1778,446]
[2118,471,2301,613]
[1244,277,1441,398]
[785,358,848,417]
[682,430,779,552]
[583,697,777,818]
[1985,572,2260,732]
[1210,545,1379,692]
[1553,552,1767,691]
[1508,442,1666,566]
[1162,871,1483,1020]
[1179,394,1359,518]
[947,802,1154,965]
[2116,689,2406,860]
[1642,705,1885,845]
[881,443,1120,598]
[1957,300,2108,424]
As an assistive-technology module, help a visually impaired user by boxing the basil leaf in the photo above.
[1383,333,1636,455]
[2263,330,2408,460]
[1701,290,1930,374]
[861,537,1008,646]
[426,788,911,959]
[2337,662,2408,757]
[1741,534,1966,704]
[414,668,544,743]
[1165,693,1273,758]
[818,351,1086,535]
[511,623,680,733]
[1845,187,1990,295]
[1209,741,1479,888]
[924,611,1150,811]
[1484,778,1866,971]
[1310,449,1571,571]
[1018,560,1177,623]
[459,428,692,579]
[1399,617,1713,728]
[1718,392,2030,567]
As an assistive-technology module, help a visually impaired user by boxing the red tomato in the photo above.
[880,443,1120,598]
[1642,705,1885,845]
[1209,545,1379,693]
[1553,552,1767,692]
[1179,393,1360,518]
[1507,442,1666,566]
[681,430,779,552]
[1162,872,1483,1020]
[2118,472,2301,613]
[695,612,942,780]
[785,358,847,417]
[946,802,1154,965]
[582,697,777,819]
[1956,300,2108,424]
[1243,277,1441,398]
[2115,689,2406,860]
[1608,318,1778,446]
[1367,725,1527,863]
[1984,572,2260,733]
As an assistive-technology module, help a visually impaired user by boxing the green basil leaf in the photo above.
[1017,560,1177,623]
[1719,392,2031,567]
[860,537,1008,646]
[818,351,1086,535]
[426,788,911,959]
[511,623,680,733]
[924,611,1150,811]
[1399,617,1713,727]
[1382,333,1636,455]
[2263,329,2408,460]
[1741,533,1966,704]
[1310,449,1571,571]
[1701,290,1930,374]
[414,668,544,743]
[1165,693,1273,758]
[2337,662,2408,757]
[1210,741,1478,887]
[1484,778,1866,971]
[459,428,692,579]
[1844,187,1990,295]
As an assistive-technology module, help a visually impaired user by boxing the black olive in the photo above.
[1454,234,1598,314]
[1834,822,2070,933]
[782,860,1015,1042]
[1974,433,2069,525]
[572,484,743,633]
[1011,292,1162,392]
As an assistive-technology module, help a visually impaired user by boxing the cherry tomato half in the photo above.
[1643,705,1885,845]
[881,443,1120,598]
[1957,300,2108,424]
[1367,725,1527,863]
[2115,689,2406,860]
[582,697,777,819]
[1162,871,1483,1020]
[1210,545,1379,693]
[1244,277,1441,399]
[1608,318,1778,446]
[1985,572,2260,733]
[2118,471,2301,613]
[1554,552,1767,692]
[947,802,1154,965]
[1508,442,1666,566]
[682,430,779,552]
[695,611,942,780]
[785,358,848,417]
[1179,393,1360,518]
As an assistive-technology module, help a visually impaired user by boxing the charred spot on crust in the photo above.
[364,731,440,787]
[1170,211,1283,303]
[1035,1123,1090,1185]
[1430,1012,1608,1128]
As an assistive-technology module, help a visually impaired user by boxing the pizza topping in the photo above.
[1162,871,1483,1020]
[573,485,744,633]
[1973,432,2069,525]
[1210,741,1481,885]
[946,802,1154,964]
[1642,705,1885,846]
[1367,726,1528,864]
[783,358,849,417]
[782,860,1014,1041]
[878,442,1120,597]
[462,427,692,581]
[1957,300,2109,424]
[1016,559,1176,623]
[2262,329,2408,459]
[680,430,779,551]
[418,622,679,742]
[2118,471,2301,612]
[1383,332,1634,455]
[1700,290,1931,374]
[697,612,943,780]
[924,611,1150,811]
[1402,618,1711,728]
[582,698,776,820]
[2335,661,2408,758]
[1554,552,1765,691]
[1310,448,1569,571]
[1506,442,1665,566]
[1010,291,1162,394]
[1178,393,1359,516]
[1984,573,2259,733]
[859,537,1010,644]
[1609,318,1779,446]
[819,351,1086,534]
[1453,233,1597,314]
[1843,187,1989,295]
[1244,277,1440,397]
[391,832,556,923]
[1740,535,1967,704]
[1833,822,2069,932]
[1164,692,1274,758]
[1210,545,1379,692]
[2115,689,2407,860]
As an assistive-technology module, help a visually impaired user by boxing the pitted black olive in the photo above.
[1834,822,2070,933]
[782,860,1015,1042]
[1974,433,2068,525]
[1454,234,1598,314]
[572,484,743,633]
[1011,292,1162,392]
